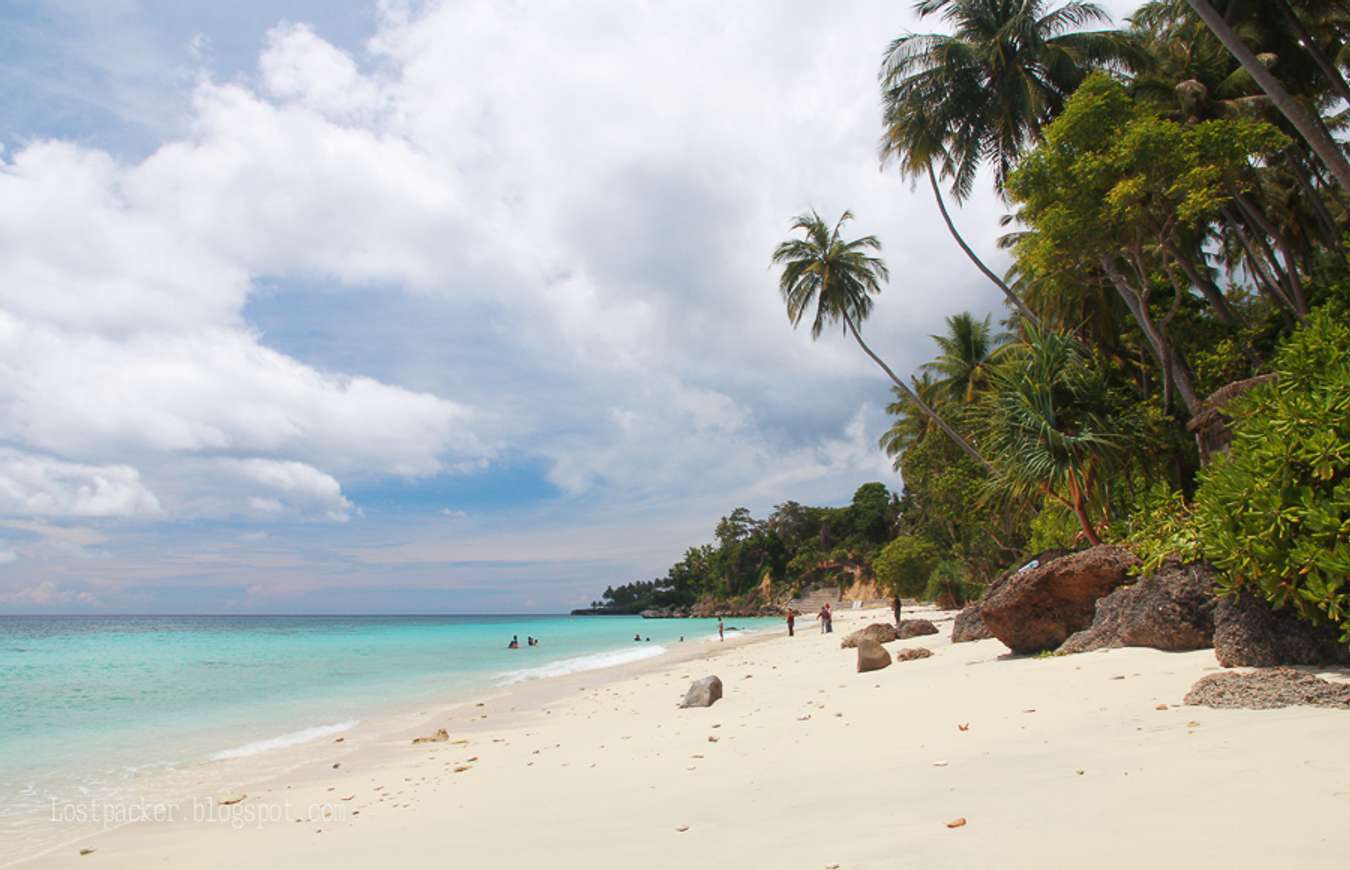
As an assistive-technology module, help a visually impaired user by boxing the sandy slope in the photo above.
[21,606,1349,869]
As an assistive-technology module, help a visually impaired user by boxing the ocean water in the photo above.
[0,613,777,858]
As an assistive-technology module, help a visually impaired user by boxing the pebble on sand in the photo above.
[947,817,967,829]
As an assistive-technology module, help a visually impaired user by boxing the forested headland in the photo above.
[584,1,1350,648]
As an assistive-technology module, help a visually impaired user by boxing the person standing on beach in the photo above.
[817,605,828,634]
[892,596,902,627]
[786,609,795,637]
[717,616,725,641]
[824,602,833,633]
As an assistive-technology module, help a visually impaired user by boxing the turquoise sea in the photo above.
[0,613,778,859]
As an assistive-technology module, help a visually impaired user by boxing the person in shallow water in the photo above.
[634,633,642,642]
[508,635,520,649]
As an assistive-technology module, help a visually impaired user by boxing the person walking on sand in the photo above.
[717,616,725,642]
[786,608,795,637]
[817,605,828,634]
[892,595,902,628]
[824,602,833,634]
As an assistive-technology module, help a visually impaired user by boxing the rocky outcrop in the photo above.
[856,639,892,673]
[896,618,939,640]
[680,676,723,708]
[894,647,933,662]
[1184,668,1350,710]
[980,545,1140,654]
[1213,593,1350,668]
[951,549,1073,644]
[840,623,898,649]
[951,603,993,643]
[1060,560,1217,654]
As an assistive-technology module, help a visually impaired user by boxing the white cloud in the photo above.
[0,549,16,564]
[0,0,1145,606]
[260,22,386,121]
[222,458,353,522]
[0,449,162,518]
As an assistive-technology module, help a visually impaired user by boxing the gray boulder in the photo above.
[896,618,939,640]
[840,623,898,649]
[680,676,723,708]
[856,639,892,673]
[951,603,993,643]
[1213,593,1350,668]
[1060,560,1217,654]
[980,545,1140,654]
[1184,668,1350,710]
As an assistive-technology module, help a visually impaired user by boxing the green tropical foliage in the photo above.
[589,0,1350,651]
[1194,308,1350,640]
[585,484,901,614]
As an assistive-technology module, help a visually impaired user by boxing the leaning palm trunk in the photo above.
[1188,0,1350,197]
[1275,0,1350,106]
[841,311,994,472]
[927,164,1041,328]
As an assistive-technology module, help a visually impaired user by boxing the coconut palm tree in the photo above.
[1187,0,1350,195]
[878,375,943,470]
[922,312,1009,403]
[879,1,1144,325]
[981,326,1136,545]
[771,210,992,471]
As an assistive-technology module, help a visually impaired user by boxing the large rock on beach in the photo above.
[1212,593,1350,668]
[896,618,939,640]
[951,549,1073,644]
[951,603,993,643]
[840,623,897,649]
[1184,668,1350,710]
[680,676,723,708]
[856,639,892,673]
[1060,560,1217,654]
[980,545,1140,654]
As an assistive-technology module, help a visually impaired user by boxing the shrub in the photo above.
[1193,309,1350,643]
[874,534,939,599]
[1027,503,1083,553]
[1113,482,1203,575]
[925,559,979,608]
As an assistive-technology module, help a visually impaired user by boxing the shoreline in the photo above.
[3,619,785,868]
[14,605,1350,868]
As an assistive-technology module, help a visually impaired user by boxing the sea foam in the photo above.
[208,720,358,761]
[497,645,666,685]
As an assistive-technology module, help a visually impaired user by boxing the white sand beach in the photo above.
[21,606,1348,869]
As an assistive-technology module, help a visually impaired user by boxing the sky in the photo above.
[0,0,1142,613]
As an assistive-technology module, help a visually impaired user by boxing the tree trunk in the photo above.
[1068,474,1101,546]
[1188,0,1350,197]
[927,163,1041,327]
[1162,240,1241,327]
[1232,192,1310,317]
[1286,152,1339,244]
[1275,0,1350,105]
[1223,206,1299,320]
[841,311,993,472]
[1100,257,1202,417]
